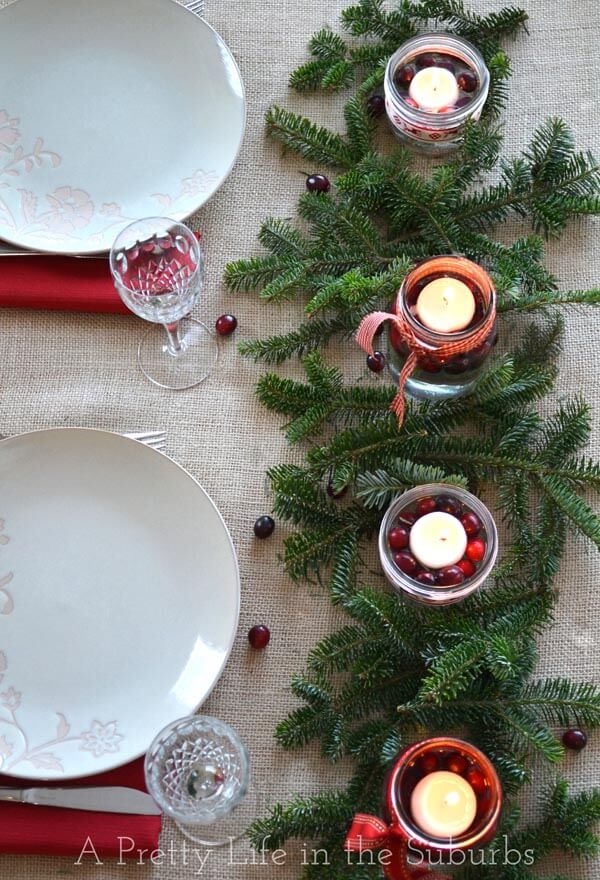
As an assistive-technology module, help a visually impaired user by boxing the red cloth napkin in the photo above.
[0,758,162,859]
[0,256,128,314]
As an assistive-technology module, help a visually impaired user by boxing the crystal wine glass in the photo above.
[145,716,250,846]
[109,217,218,389]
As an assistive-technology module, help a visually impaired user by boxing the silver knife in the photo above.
[0,786,162,815]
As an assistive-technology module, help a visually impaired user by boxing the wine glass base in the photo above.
[173,785,257,848]
[137,318,218,390]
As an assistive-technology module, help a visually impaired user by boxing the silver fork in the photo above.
[0,430,166,454]
[184,0,205,16]
[124,430,166,453]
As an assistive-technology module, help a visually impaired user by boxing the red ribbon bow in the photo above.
[344,814,452,880]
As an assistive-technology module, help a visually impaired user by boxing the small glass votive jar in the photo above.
[384,33,489,155]
[387,255,497,402]
[383,737,502,874]
[379,483,498,606]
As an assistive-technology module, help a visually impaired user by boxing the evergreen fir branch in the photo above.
[233,0,600,869]
[356,462,468,509]
[498,287,600,312]
[266,106,356,168]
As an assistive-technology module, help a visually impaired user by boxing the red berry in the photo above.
[562,728,588,751]
[444,356,471,374]
[436,565,465,587]
[367,351,386,373]
[248,625,270,650]
[306,174,330,193]
[436,495,462,517]
[418,356,442,374]
[367,94,386,117]
[455,96,471,108]
[215,314,237,336]
[394,64,416,87]
[457,70,478,93]
[419,752,439,774]
[457,558,476,578]
[398,509,416,527]
[416,53,437,69]
[465,766,487,796]
[445,752,469,774]
[416,497,437,517]
[416,570,437,586]
[254,515,275,539]
[404,97,419,109]
[393,551,418,575]
[327,478,348,500]
[466,537,486,563]
[388,526,410,551]
[436,56,457,73]
[461,512,482,537]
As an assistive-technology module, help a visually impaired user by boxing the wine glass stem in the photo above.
[164,321,184,356]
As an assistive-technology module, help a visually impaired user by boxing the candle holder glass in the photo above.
[379,483,498,606]
[384,737,502,873]
[387,255,497,402]
[384,33,490,155]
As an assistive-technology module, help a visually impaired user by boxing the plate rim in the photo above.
[0,0,247,255]
[0,426,241,780]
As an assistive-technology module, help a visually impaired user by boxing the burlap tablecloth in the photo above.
[0,0,598,876]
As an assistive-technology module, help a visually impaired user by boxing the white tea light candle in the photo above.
[416,276,476,333]
[410,770,477,838]
[409,511,467,569]
[409,66,459,111]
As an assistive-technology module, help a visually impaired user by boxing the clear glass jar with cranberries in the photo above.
[387,255,497,402]
[384,33,490,155]
[384,737,502,864]
[379,483,498,606]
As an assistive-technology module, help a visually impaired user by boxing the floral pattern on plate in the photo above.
[0,652,124,774]
[0,519,13,616]
[0,108,218,248]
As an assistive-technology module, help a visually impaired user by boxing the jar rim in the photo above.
[384,33,490,129]
[397,255,496,346]
[387,737,503,851]
[378,483,498,605]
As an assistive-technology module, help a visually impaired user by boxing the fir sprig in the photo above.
[226,1,600,877]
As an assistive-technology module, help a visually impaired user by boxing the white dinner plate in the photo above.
[0,429,240,780]
[0,0,245,254]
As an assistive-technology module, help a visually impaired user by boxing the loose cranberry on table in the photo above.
[367,94,386,117]
[248,625,270,650]
[215,314,237,336]
[562,728,588,751]
[254,515,275,539]
[306,174,330,193]
[367,351,386,372]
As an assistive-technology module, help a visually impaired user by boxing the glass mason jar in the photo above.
[387,255,497,402]
[379,483,498,606]
[383,738,503,875]
[384,33,490,155]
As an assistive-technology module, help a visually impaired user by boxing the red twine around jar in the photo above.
[356,303,496,427]
[344,813,451,880]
